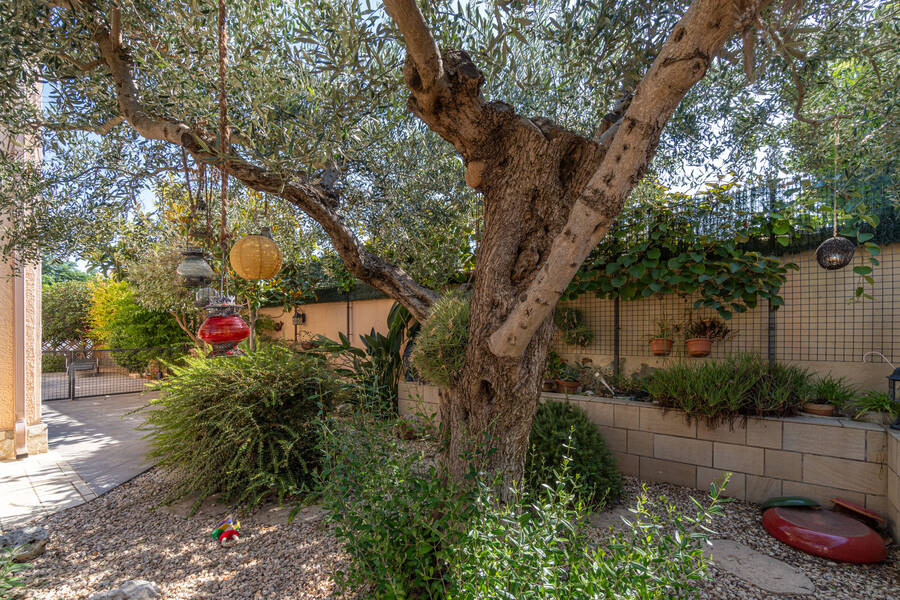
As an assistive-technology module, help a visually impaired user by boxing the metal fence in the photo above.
[41,347,188,401]
[557,176,900,368]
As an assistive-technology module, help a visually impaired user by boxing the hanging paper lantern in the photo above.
[815,236,855,270]
[197,295,250,357]
[176,247,216,287]
[229,226,282,280]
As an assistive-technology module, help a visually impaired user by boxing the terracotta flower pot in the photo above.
[802,402,835,417]
[542,379,558,393]
[555,380,579,393]
[685,337,712,357]
[649,338,674,356]
[300,341,318,350]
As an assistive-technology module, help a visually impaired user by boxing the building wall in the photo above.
[259,297,395,347]
[399,383,898,542]
[0,83,46,459]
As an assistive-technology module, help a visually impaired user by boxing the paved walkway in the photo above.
[0,392,156,531]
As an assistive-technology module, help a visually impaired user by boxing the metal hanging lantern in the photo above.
[816,236,855,270]
[176,247,216,287]
[888,367,900,431]
[194,286,218,308]
[229,226,282,281]
[197,295,250,357]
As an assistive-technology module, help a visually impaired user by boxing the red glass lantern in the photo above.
[197,296,250,357]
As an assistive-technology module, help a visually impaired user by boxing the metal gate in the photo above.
[41,347,186,401]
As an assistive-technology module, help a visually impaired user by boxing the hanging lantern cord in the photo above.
[832,119,839,238]
[217,0,229,295]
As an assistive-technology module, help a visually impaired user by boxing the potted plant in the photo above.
[851,390,894,425]
[648,320,676,356]
[802,375,855,417]
[543,351,564,392]
[555,362,582,394]
[683,317,732,357]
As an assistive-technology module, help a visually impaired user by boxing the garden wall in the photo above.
[259,297,395,348]
[398,382,899,542]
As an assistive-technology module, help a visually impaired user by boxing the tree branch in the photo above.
[489,0,744,358]
[91,23,438,321]
[53,52,103,72]
[382,0,446,109]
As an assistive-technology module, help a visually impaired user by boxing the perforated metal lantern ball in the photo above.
[229,227,282,280]
[815,236,855,270]
[194,286,217,308]
[176,247,216,287]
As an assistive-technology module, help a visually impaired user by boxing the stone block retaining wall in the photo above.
[398,382,899,542]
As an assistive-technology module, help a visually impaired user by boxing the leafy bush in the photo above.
[526,400,622,507]
[41,353,66,373]
[319,413,477,600]
[646,354,811,421]
[322,413,723,600]
[0,548,28,600]
[554,306,594,346]
[410,292,469,387]
[682,316,733,341]
[314,303,418,414]
[42,280,92,347]
[449,458,726,600]
[144,345,337,511]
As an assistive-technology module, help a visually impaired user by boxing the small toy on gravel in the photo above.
[211,518,241,547]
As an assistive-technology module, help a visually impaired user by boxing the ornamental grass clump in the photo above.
[410,291,470,387]
[144,344,338,512]
[645,353,811,422]
[526,400,622,507]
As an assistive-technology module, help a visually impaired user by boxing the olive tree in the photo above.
[0,0,878,488]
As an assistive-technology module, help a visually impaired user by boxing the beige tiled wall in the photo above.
[398,384,898,542]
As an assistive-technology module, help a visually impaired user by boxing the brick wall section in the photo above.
[398,384,897,542]
[889,430,900,541]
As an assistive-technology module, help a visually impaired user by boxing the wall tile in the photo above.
[714,442,764,475]
[655,435,712,466]
[803,455,886,495]
[782,422,866,460]
[764,449,802,481]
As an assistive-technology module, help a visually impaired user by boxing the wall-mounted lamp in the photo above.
[292,309,306,326]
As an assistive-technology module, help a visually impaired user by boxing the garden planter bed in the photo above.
[399,382,900,541]
[21,467,899,600]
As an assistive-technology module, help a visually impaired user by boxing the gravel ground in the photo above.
[18,469,900,599]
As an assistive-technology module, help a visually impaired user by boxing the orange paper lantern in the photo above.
[229,227,282,280]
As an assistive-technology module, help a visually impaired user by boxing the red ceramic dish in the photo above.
[762,507,886,563]
[831,497,885,525]
[198,314,251,344]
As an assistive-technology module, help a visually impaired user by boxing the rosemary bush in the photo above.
[525,400,622,507]
[144,344,337,511]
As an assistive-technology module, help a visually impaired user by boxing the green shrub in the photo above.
[0,548,28,600]
[41,353,66,373]
[448,458,726,600]
[319,413,477,600]
[143,345,337,511]
[851,389,894,419]
[554,307,594,347]
[42,280,92,347]
[410,292,469,387]
[526,400,622,507]
[646,354,811,421]
[808,375,856,408]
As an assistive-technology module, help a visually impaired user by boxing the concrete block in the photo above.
[640,406,696,438]
[654,434,712,466]
[888,431,900,472]
[614,404,640,430]
[782,422,866,460]
[639,457,696,488]
[597,425,627,454]
[582,400,615,428]
[865,494,888,518]
[782,480,865,508]
[714,442,764,475]
[0,439,13,461]
[746,418,782,449]
[615,452,639,477]
[746,475,783,504]
[764,449,802,481]
[697,467,746,501]
[627,430,653,457]
[802,454,886,495]
[866,430,887,463]
[698,420,746,445]
[26,423,48,455]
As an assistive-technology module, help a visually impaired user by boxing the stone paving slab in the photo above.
[0,392,156,532]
